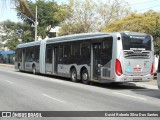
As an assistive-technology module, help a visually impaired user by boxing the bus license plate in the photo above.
[134,68,141,72]
[133,78,142,81]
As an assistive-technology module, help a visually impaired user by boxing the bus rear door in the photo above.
[93,43,101,80]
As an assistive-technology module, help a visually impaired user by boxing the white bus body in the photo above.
[15,32,154,84]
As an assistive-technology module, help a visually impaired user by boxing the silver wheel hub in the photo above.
[72,72,76,80]
[82,73,88,81]
[33,68,36,74]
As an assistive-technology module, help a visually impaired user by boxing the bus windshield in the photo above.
[121,33,151,50]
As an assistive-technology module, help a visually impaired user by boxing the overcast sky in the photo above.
[0,0,160,22]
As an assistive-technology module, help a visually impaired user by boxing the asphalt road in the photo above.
[0,66,160,120]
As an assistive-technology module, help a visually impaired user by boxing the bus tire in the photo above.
[71,68,78,82]
[81,69,89,84]
[18,65,21,72]
[32,65,36,75]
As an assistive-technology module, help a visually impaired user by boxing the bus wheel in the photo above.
[71,68,78,82]
[32,66,36,75]
[81,69,89,84]
[18,65,21,72]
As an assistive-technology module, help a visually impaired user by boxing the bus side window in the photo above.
[35,46,40,62]
[25,47,34,62]
[15,49,18,62]
[25,48,29,62]
[102,37,113,59]
[59,45,63,62]
[19,49,22,62]
[80,42,90,58]
[64,44,71,58]
[46,45,52,63]
[71,42,80,57]
[101,37,113,66]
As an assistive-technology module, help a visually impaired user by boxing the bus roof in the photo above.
[16,32,150,49]
[46,32,111,44]
[16,41,41,49]
[120,31,148,36]
[16,32,111,48]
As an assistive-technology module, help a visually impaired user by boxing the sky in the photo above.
[127,0,160,12]
[0,0,160,23]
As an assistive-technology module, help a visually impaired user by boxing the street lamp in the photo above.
[28,5,38,41]
[35,5,38,41]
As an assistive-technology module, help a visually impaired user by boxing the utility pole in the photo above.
[35,5,38,41]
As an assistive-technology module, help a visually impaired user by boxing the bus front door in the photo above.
[93,43,101,80]
[21,49,25,70]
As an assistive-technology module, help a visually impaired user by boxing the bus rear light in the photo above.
[115,59,122,76]
[150,63,154,75]
[124,78,126,80]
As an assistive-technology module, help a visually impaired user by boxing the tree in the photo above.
[59,0,131,36]
[59,0,97,35]
[0,20,31,50]
[17,0,34,16]
[103,11,160,33]
[0,20,18,48]
[102,11,160,54]
[1,0,33,16]
[16,0,67,39]
[7,37,19,50]
[96,0,131,30]
[0,0,34,50]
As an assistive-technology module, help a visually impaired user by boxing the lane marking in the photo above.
[0,69,64,83]
[42,93,66,104]
[4,80,14,84]
[113,92,147,101]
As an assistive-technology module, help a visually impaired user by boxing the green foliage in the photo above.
[59,0,131,35]
[1,0,69,50]
[154,37,160,55]
[0,20,34,50]
[103,11,160,34]
[102,11,160,54]
[16,0,67,39]
[7,37,19,50]
[59,0,96,35]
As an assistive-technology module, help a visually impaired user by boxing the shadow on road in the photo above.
[17,70,148,89]
[90,82,146,89]
[32,71,147,90]
[131,89,160,99]
[91,82,160,100]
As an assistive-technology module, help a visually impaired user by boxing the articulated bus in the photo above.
[15,32,154,84]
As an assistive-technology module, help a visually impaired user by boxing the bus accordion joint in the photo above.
[115,59,123,76]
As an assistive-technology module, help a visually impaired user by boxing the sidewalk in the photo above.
[137,79,157,86]
[131,79,158,89]
[0,63,14,68]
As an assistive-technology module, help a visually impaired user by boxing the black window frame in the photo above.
[46,45,53,64]
[121,33,151,51]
